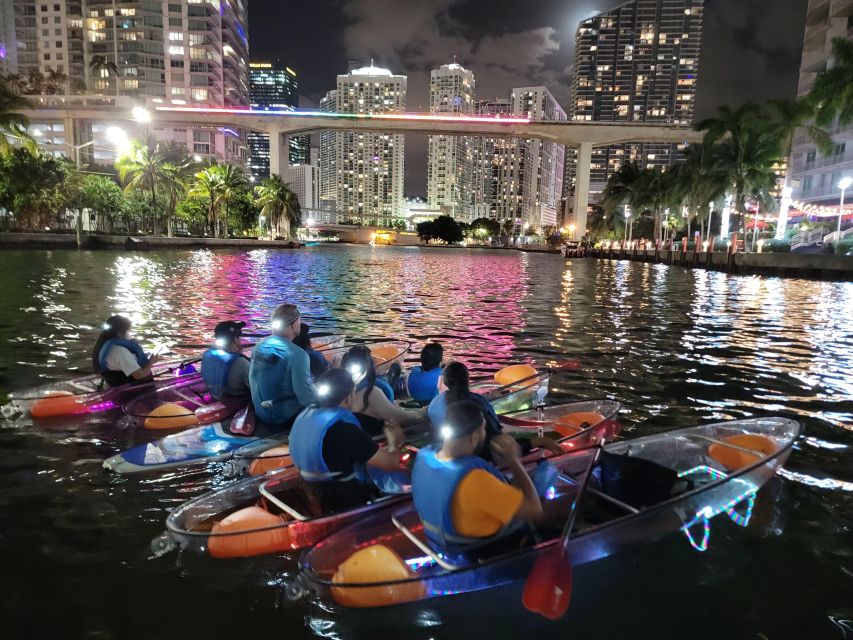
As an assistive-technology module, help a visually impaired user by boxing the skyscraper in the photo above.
[335,64,406,225]
[471,99,522,223]
[789,0,853,206]
[567,0,704,209]
[318,89,338,212]
[247,62,308,180]
[427,63,475,220]
[512,86,567,230]
[3,0,250,164]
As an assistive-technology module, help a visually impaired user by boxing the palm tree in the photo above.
[158,141,198,237]
[2,74,29,96]
[25,71,46,95]
[89,55,119,96]
[697,104,782,244]
[635,167,680,242]
[809,37,853,127]
[602,161,646,237]
[190,164,230,238]
[45,69,69,95]
[0,82,34,156]
[671,143,727,243]
[255,173,301,240]
[116,136,170,235]
[216,163,249,238]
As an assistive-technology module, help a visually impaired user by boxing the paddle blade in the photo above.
[229,404,255,436]
[552,359,581,371]
[522,546,573,620]
[195,401,242,425]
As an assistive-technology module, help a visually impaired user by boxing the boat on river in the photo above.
[158,400,620,560]
[296,417,800,610]
[103,362,551,476]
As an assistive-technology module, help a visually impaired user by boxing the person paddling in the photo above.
[92,315,163,388]
[412,400,542,555]
[249,304,317,431]
[201,321,250,401]
[289,368,408,512]
[340,345,427,436]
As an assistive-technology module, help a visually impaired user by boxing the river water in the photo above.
[0,246,850,640]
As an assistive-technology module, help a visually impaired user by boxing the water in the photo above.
[0,246,850,640]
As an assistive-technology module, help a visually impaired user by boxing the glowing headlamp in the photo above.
[317,384,330,397]
[271,319,284,331]
[215,337,227,349]
[440,425,453,440]
[102,323,111,330]
[348,364,365,383]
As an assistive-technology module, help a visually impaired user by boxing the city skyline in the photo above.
[248,0,809,193]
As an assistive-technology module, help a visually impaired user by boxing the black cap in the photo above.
[213,320,245,340]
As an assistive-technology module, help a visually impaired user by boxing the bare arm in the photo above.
[131,355,164,380]
[366,424,405,472]
[491,434,542,522]
[362,386,427,426]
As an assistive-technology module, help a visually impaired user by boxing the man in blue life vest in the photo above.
[201,320,250,401]
[412,400,542,555]
[404,342,444,402]
[290,367,407,513]
[249,303,317,430]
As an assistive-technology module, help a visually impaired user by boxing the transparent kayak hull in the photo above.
[299,417,801,610]
[319,341,411,375]
[160,398,615,559]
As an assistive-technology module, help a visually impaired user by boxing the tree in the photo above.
[158,141,197,237]
[500,219,515,245]
[216,163,249,237]
[696,104,782,243]
[190,165,226,238]
[0,81,33,157]
[670,143,727,242]
[542,225,563,249]
[25,71,46,95]
[416,215,463,244]
[0,148,70,229]
[116,136,169,235]
[45,69,69,95]
[89,56,120,96]
[809,37,853,127]
[255,173,301,239]
[469,217,500,238]
[71,174,124,224]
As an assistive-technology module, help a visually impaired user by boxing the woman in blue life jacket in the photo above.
[292,322,329,379]
[248,303,317,431]
[428,362,562,459]
[340,345,427,437]
[201,320,250,401]
[92,315,163,388]
[402,342,444,403]
[290,368,408,513]
[412,400,542,556]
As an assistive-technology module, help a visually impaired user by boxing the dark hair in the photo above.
[420,343,443,371]
[444,400,486,438]
[92,315,132,374]
[292,322,312,350]
[340,345,376,412]
[315,368,355,409]
[442,361,470,404]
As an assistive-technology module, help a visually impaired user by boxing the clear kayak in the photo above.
[499,399,622,445]
[161,399,621,560]
[297,417,801,610]
[319,340,412,375]
[2,357,201,419]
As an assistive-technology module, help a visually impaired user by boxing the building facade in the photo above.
[247,61,308,180]
[3,0,250,164]
[318,89,338,211]
[287,158,320,213]
[470,98,522,222]
[789,0,853,206]
[427,63,475,221]
[567,0,704,207]
[335,64,406,225]
[512,86,567,229]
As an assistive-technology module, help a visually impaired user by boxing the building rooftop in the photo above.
[348,65,394,77]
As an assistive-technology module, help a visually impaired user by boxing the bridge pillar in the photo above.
[269,131,288,177]
[571,141,592,241]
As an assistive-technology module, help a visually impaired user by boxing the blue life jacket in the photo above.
[201,349,247,400]
[249,335,308,424]
[412,445,513,554]
[406,366,442,402]
[356,377,394,402]
[428,391,502,435]
[290,406,366,483]
[98,338,148,387]
[305,348,329,379]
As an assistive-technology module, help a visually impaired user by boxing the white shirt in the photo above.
[105,345,142,376]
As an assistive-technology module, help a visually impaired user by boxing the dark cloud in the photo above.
[249,0,808,195]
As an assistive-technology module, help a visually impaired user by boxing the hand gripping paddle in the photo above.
[522,443,602,620]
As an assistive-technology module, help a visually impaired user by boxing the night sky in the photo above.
[248,0,808,196]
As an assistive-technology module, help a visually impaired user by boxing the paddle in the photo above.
[522,443,602,620]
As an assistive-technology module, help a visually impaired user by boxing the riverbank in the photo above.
[586,245,853,280]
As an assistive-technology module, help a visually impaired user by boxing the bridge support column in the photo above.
[269,131,289,178]
[572,142,592,241]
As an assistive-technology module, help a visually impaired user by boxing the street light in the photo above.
[131,106,151,123]
[105,126,130,156]
[836,176,852,253]
[568,223,576,237]
[624,204,631,242]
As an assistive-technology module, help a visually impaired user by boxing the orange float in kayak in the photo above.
[207,505,289,559]
[708,434,778,471]
[143,402,200,430]
[30,392,88,418]
[494,364,538,388]
[331,544,426,608]
[552,412,606,437]
[370,345,401,365]
[248,446,292,476]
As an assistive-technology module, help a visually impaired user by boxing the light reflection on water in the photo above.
[0,246,851,639]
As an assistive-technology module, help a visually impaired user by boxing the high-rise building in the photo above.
[567,0,704,208]
[789,0,853,206]
[287,148,320,213]
[247,62,308,180]
[335,64,406,225]
[3,0,250,164]
[471,99,522,223]
[512,86,567,229]
[318,89,338,211]
[427,63,475,221]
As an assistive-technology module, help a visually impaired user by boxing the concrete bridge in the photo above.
[19,96,704,239]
